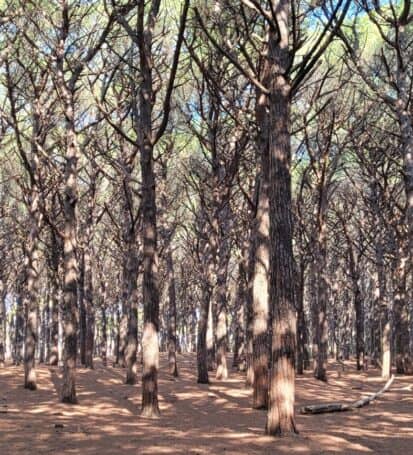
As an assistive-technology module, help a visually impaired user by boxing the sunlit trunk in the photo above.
[252,84,270,407]
[215,213,230,380]
[61,94,79,404]
[266,11,298,433]
[296,261,308,374]
[48,230,60,366]
[24,186,41,390]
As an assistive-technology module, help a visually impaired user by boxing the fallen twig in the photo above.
[300,375,395,415]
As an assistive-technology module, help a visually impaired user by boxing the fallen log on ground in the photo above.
[300,374,395,415]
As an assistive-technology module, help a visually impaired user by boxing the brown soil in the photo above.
[0,354,412,454]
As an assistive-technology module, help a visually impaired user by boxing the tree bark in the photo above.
[266,11,298,434]
[61,91,79,404]
[125,249,139,384]
[296,261,309,374]
[78,251,86,366]
[167,249,178,377]
[48,231,60,366]
[252,82,270,408]
[0,280,6,367]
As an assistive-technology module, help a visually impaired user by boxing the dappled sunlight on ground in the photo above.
[0,355,412,454]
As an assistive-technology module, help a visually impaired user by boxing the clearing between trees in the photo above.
[0,354,412,455]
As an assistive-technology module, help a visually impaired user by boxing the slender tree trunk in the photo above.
[296,262,308,375]
[42,296,50,363]
[394,251,411,374]
[14,288,24,366]
[140,57,160,417]
[252,170,270,408]
[313,184,328,381]
[266,18,298,434]
[114,304,121,366]
[24,187,41,390]
[49,231,60,366]
[233,254,246,370]
[197,280,211,384]
[101,303,107,367]
[0,281,6,367]
[353,277,364,371]
[167,250,178,377]
[84,240,94,369]
[245,227,256,387]
[207,299,215,371]
[78,251,86,366]
[61,93,79,404]
[125,250,139,384]
[215,215,230,380]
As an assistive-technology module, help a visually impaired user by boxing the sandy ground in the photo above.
[0,354,412,454]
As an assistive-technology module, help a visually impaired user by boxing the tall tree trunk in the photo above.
[84,239,94,369]
[140,60,160,418]
[0,280,6,367]
[245,226,256,387]
[42,296,50,364]
[296,261,308,374]
[233,254,246,370]
[61,93,79,404]
[101,302,107,367]
[252,63,270,407]
[24,186,41,390]
[125,249,139,384]
[167,249,178,377]
[206,299,215,371]
[252,168,270,408]
[394,251,412,374]
[197,280,211,384]
[78,251,86,366]
[353,276,364,371]
[266,16,298,434]
[14,287,24,366]
[48,231,60,366]
[215,211,230,380]
[313,180,328,381]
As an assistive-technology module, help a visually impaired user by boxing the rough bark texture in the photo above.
[252,83,270,408]
[48,231,60,367]
[215,207,230,381]
[296,261,309,375]
[125,249,139,385]
[24,186,41,390]
[61,91,79,404]
[139,2,161,415]
[266,8,298,434]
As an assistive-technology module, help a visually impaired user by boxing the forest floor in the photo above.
[0,354,412,454]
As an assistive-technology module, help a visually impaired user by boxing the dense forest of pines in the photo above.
[0,0,412,453]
